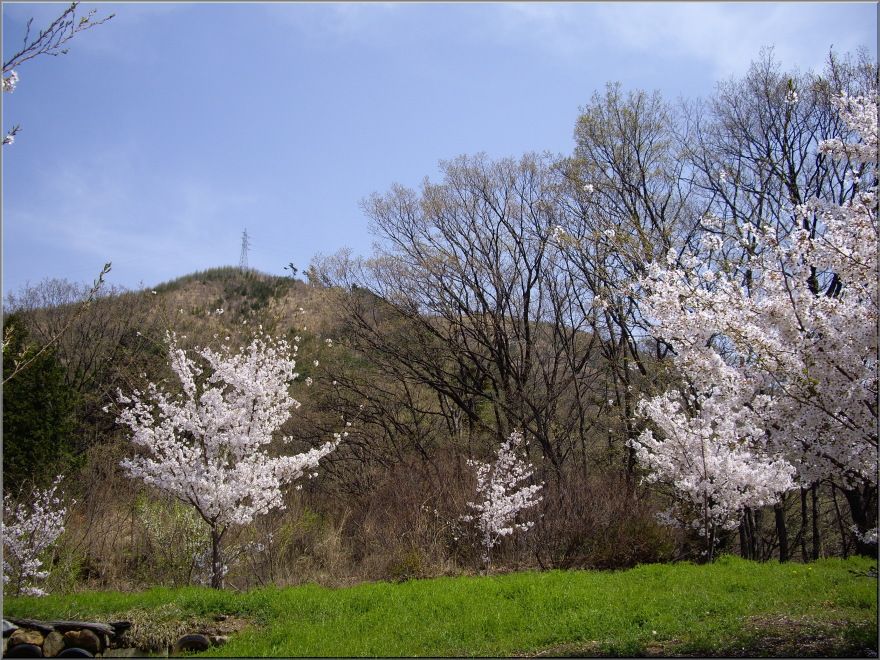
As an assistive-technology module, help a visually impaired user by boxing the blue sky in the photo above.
[2,2,876,297]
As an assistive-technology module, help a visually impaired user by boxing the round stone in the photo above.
[6,642,44,658]
[10,630,45,648]
[62,631,101,655]
[42,631,66,658]
[171,634,210,654]
[57,649,94,658]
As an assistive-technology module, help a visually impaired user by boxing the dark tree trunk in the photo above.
[753,508,764,560]
[830,484,850,559]
[811,483,821,560]
[739,517,750,560]
[774,499,789,562]
[211,527,225,589]
[843,483,879,557]
[800,488,809,562]
[747,507,757,559]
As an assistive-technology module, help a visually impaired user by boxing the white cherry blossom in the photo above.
[2,476,71,597]
[462,430,543,570]
[632,93,878,553]
[117,330,340,588]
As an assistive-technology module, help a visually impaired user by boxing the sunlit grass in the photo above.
[4,556,876,657]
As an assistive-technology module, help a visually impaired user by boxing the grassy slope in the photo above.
[4,556,877,657]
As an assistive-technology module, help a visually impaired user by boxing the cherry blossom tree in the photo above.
[2,476,72,597]
[462,430,543,570]
[633,383,796,559]
[117,331,340,588]
[632,92,878,556]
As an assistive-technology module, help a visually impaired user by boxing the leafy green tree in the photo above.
[2,315,79,493]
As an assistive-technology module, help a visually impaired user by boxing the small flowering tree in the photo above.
[2,476,72,597]
[462,430,543,571]
[632,92,878,556]
[117,331,340,588]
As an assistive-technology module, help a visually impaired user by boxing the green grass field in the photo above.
[4,556,877,657]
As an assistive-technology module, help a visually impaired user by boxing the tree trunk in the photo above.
[810,483,821,560]
[744,507,756,560]
[842,483,879,557]
[830,484,849,559]
[774,499,789,562]
[753,508,764,560]
[739,517,750,560]
[800,488,809,562]
[211,527,225,589]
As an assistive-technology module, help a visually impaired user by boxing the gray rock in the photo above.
[9,620,112,637]
[6,620,54,635]
[171,634,210,655]
[62,630,101,655]
[208,635,228,647]
[42,631,66,658]
[4,619,20,637]
[56,649,94,658]
[107,623,131,637]
[6,642,44,657]
[10,629,45,647]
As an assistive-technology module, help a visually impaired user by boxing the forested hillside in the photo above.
[3,47,877,595]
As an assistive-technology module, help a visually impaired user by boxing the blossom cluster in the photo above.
[2,70,19,145]
[462,430,543,568]
[118,331,339,530]
[852,526,878,547]
[634,391,795,533]
[2,70,18,93]
[632,93,878,539]
[2,476,71,597]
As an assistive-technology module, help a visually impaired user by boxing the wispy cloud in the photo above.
[592,4,834,79]
[4,143,261,291]
[486,2,875,80]
[258,3,401,47]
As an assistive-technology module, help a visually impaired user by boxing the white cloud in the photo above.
[594,4,801,79]
[486,2,875,80]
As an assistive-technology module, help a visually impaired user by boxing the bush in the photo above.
[535,471,676,569]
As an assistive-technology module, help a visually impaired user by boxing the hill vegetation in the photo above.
[2,48,877,606]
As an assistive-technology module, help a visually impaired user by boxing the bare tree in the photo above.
[321,154,617,478]
[557,83,704,479]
